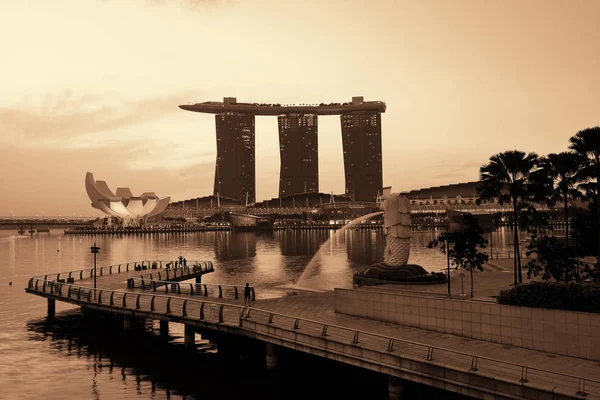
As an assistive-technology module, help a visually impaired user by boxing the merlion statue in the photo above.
[381,194,411,266]
[353,190,446,285]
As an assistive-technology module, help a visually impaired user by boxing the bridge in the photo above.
[25,262,600,400]
[165,201,525,219]
[0,217,94,227]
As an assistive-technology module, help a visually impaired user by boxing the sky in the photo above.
[0,0,598,216]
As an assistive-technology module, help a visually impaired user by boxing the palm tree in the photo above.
[538,152,583,248]
[476,150,540,285]
[569,127,600,263]
[538,152,583,280]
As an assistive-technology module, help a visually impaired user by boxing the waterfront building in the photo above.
[277,113,318,197]
[85,172,170,226]
[179,96,386,204]
[213,111,255,204]
[340,97,383,202]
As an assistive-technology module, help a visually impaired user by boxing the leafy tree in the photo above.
[522,208,579,282]
[476,150,541,284]
[571,201,599,273]
[569,127,600,262]
[428,213,489,298]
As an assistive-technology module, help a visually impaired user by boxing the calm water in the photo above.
[0,228,521,399]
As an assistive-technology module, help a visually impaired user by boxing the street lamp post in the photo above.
[446,219,452,297]
[446,239,451,296]
[90,242,100,300]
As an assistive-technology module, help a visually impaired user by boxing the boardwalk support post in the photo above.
[123,315,134,331]
[388,376,405,400]
[159,320,169,336]
[266,343,279,370]
[47,298,55,317]
[184,324,195,346]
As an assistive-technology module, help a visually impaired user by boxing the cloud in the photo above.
[145,0,237,8]
[431,173,463,180]
[124,141,215,172]
[0,91,197,149]
[454,162,482,172]
[430,161,483,181]
[430,159,452,168]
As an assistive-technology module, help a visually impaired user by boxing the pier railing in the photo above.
[28,278,245,325]
[242,308,600,398]
[24,278,600,398]
[127,277,255,301]
[29,260,214,285]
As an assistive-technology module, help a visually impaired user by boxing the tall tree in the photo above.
[476,150,540,284]
[523,206,582,282]
[569,127,600,264]
[428,213,488,298]
[538,152,583,251]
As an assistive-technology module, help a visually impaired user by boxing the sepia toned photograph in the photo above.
[1,1,599,399]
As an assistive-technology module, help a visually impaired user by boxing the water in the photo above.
[0,227,522,399]
[295,211,384,289]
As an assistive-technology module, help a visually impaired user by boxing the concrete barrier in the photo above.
[334,288,600,361]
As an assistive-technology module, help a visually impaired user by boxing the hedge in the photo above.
[497,282,600,313]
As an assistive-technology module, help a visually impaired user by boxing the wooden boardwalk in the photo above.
[25,261,600,400]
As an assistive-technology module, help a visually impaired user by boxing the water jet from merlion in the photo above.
[288,188,446,292]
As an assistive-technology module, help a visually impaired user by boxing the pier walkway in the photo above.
[25,262,600,400]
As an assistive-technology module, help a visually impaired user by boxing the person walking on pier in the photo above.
[244,283,252,307]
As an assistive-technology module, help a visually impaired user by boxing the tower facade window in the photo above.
[340,111,383,202]
[214,113,255,203]
[277,113,319,197]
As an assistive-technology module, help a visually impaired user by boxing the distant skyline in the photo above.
[1,0,598,215]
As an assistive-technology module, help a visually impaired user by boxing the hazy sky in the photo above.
[1,0,598,216]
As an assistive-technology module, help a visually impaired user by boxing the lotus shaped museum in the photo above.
[85,172,170,225]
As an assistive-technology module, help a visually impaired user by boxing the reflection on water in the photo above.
[347,229,385,265]
[23,310,472,400]
[277,230,331,257]
[0,227,517,399]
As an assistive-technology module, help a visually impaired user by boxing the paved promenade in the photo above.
[368,258,538,300]
[26,260,600,399]
[256,292,600,388]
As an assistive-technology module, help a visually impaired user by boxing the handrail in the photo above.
[28,260,214,284]
[26,276,600,397]
[29,277,244,316]
[242,306,600,392]
[127,277,256,300]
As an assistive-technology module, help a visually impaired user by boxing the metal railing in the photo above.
[127,277,255,301]
[242,307,599,397]
[28,277,244,326]
[29,260,214,285]
[25,276,600,398]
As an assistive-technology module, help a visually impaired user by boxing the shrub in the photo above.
[497,282,600,313]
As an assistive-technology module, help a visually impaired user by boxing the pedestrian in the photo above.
[183,258,187,267]
[244,283,252,307]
